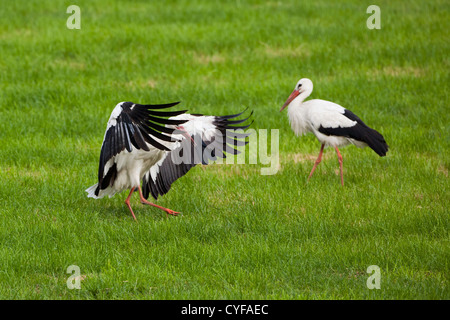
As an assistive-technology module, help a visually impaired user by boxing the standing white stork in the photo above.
[86,101,251,220]
[280,78,388,185]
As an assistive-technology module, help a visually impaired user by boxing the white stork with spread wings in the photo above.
[86,101,251,220]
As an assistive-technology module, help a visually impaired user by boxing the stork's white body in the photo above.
[86,147,166,199]
[86,102,169,199]
[86,112,219,199]
[287,98,367,149]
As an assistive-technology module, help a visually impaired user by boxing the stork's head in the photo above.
[280,78,313,111]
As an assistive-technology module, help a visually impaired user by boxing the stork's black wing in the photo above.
[96,101,188,195]
[142,110,253,200]
[318,109,389,156]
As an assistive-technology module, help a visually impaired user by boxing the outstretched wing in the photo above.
[142,110,253,200]
[96,101,188,196]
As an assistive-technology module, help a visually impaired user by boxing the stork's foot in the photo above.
[164,209,181,216]
[137,186,180,217]
[140,200,180,217]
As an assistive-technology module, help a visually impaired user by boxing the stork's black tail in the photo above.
[363,127,389,156]
[338,109,389,156]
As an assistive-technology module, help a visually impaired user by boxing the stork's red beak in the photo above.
[280,89,300,112]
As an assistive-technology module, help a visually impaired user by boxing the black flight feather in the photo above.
[142,109,253,200]
[96,101,188,192]
[318,109,389,157]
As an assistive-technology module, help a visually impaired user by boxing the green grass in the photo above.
[0,0,448,299]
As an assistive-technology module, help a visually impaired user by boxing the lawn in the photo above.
[0,0,448,299]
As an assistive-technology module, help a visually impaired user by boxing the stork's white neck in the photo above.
[286,89,312,137]
[288,89,311,109]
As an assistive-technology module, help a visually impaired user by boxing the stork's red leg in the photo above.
[137,186,180,216]
[335,147,344,186]
[308,144,325,181]
[125,188,137,221]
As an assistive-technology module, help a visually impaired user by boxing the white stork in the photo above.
[86,101,251,220]
[280,78,388,185]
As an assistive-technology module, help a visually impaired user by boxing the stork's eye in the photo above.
[298,84,302,88]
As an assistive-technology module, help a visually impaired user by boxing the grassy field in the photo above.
[0,0,448,299]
